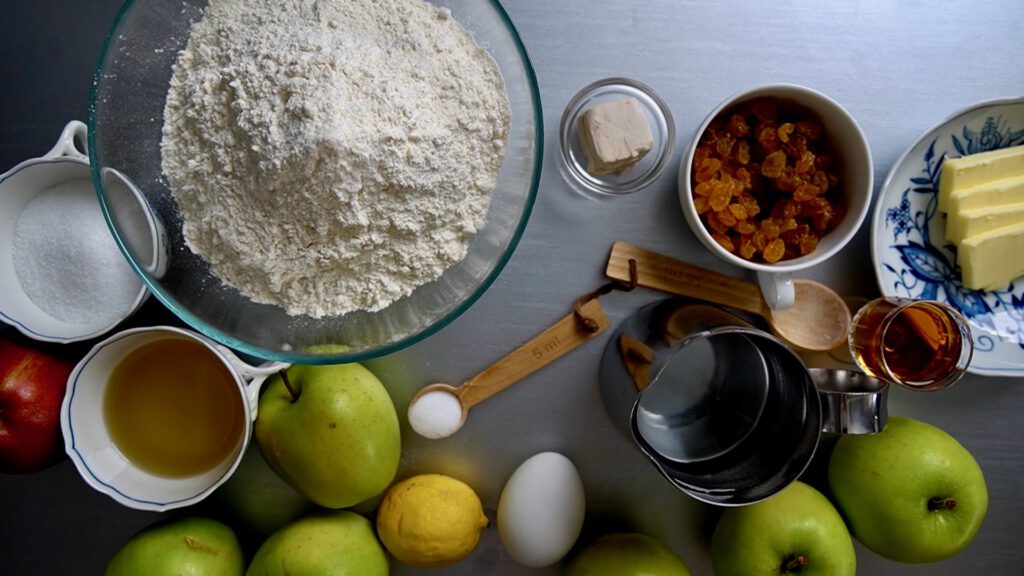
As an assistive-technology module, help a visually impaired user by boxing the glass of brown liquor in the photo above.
[848,297,973,390]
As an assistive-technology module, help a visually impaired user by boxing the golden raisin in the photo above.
[735,166,753,189]
[712,232,735,253]
[695,158,722,182]
[709,185,732,212]
[728,203,748,221]
[757,123,781,153]
[813,212,832,232]
[728,114,750,137]
[694,196,709,214]
[723,173,745,196]
[707,211,731,234]
[760,218,782,239]
[794,150,815,175]
[812,170,830,192]
[763,238,786,263]
[761,150,786,179]
[775,171,801,192]
[717,208,738,228]
[735,140,751,165]
[796,120,822,140]
[736,220,757,235]
[799,234,819,255]
[783,134,807,158]
[752,230,767,251]
[777,122,795,143]
[715,133,736,158]
[739,237,757,259]
[793,183,821,202]
[738,192,760,216]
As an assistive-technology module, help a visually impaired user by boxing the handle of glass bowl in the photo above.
[43,120,89,161]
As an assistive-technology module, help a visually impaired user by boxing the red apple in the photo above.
[0,337,75,473]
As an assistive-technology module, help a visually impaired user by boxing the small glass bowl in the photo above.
[559,77,676,197]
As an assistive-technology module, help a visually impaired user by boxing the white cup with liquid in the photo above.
[60,326,288,511]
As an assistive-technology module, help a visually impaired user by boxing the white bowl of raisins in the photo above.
[679,83,872,310]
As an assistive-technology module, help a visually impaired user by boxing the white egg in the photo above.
[497,451,586,567]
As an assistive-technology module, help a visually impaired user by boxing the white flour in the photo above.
[161,0,509,318]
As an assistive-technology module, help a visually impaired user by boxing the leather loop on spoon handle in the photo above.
[606,241,768,316]
[457,299,610,408]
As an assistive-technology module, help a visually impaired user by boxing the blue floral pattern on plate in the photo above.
[871,97,1024,376]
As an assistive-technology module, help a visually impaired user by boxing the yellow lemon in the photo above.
[376,474,489,567]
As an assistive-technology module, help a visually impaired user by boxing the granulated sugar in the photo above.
[161,0,510,318]
[13,180,142,324]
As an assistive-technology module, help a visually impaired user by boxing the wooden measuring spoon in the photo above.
[407,299,611,439]
[605,241,850,352]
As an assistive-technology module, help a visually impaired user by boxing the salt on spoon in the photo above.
[407,299,611,439]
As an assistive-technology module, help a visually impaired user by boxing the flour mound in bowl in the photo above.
[161,0,510,318]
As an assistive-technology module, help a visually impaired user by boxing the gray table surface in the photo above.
[2,1,1023,574]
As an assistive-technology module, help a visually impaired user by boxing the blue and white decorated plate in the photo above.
[871,97,1024,376]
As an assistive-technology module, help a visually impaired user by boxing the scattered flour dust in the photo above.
[161,0,510,318]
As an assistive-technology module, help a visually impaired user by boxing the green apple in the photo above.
[246,509,388,576]
[255,362,400,508]
[711,481,856,576]
[566,532,692,576]
[104,516,243,576]
[213,443,313,538]
[828,415,988,563]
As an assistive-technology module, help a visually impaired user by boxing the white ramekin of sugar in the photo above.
[0,120,162,343]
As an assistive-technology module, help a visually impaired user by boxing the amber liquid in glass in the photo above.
[103,339,244,478]
[850,300,964,388]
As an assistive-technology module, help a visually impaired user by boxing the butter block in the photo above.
[959,222,1024,291]
[578,97,654,176]
[946,200,1024,243]
[945,174,1024,215]
[938,145,1024,212]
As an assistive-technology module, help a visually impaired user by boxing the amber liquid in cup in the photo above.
[849,298,972,390]
[103,338,245,477]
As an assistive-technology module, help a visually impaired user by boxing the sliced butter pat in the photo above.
[959,222,1024,291]
[945,174,1024,215]
[946,200,1024,243]
[938,145,1024,212]
[578,97,654,176]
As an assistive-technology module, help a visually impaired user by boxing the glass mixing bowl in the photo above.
[88,0,541,364]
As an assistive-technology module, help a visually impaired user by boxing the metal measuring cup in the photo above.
[599,298,888,506]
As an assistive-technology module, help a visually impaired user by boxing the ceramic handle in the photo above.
[44,120,88,160]
[457,299,610,408]
[757,270,795,310]
[215,343,290,417]
[605,241,769,316]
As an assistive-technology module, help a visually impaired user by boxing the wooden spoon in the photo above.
[606,241,850,352]
[408,299,611,439]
